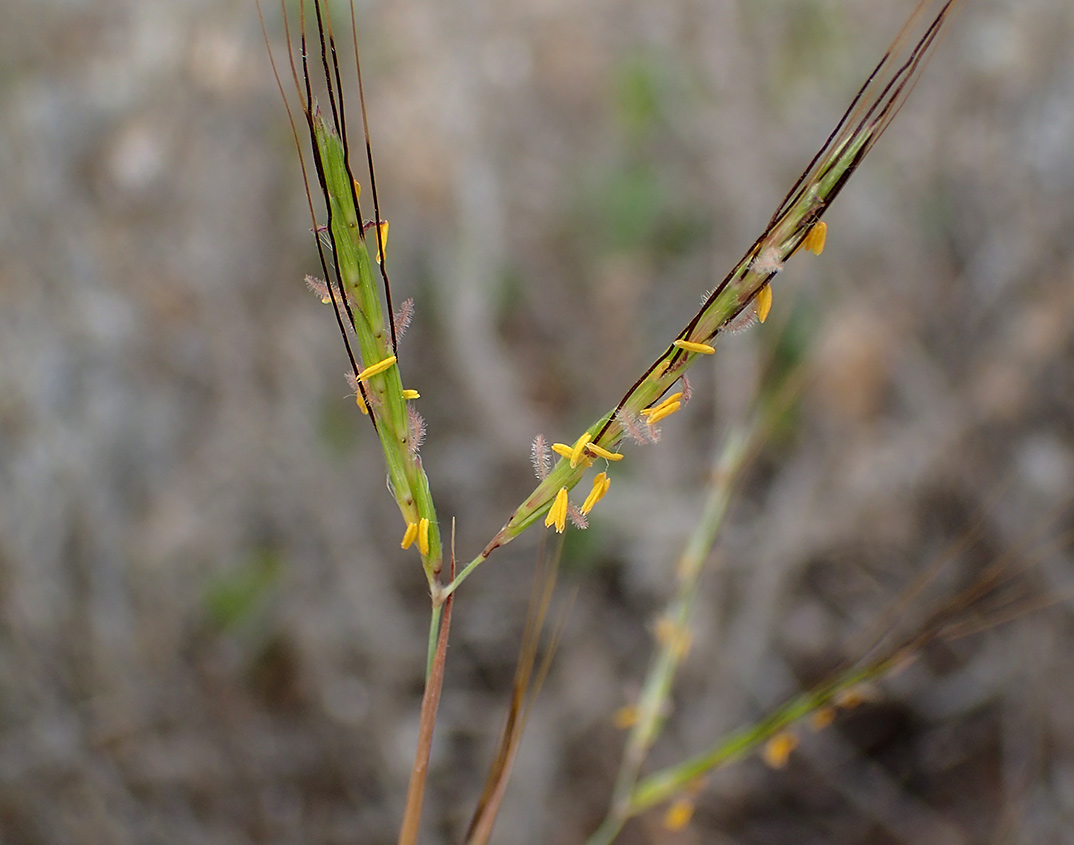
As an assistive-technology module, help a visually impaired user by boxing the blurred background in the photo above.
[2,0,1074,842]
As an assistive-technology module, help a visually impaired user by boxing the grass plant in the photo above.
[249,1,1038,841]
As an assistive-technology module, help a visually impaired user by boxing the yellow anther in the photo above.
[355,390,369,415]
[372,220,389,264]
[418,517,430,556]
[402,388,420,400]
[654,616,691,660]
[654,616,677,646]
[640,394,681,417]
[810,705,837,732]
[673,630,693,660]
[551,442,592,467]
[663,797,696,832]
[581,472,610,515]
[653,359,670,377]
[613,706,639,729]
[833,687,869,709]
[357,354,397,381]
[569,432,592,468]
[585,442,624,462]
[401,521,418,550]
[646,400,682,426]
[755,283,773,323]
[544,487,569,533]
[802,220,827,255]
[762,731,798,769]
[673,339,716,355]
[352,179,362,199]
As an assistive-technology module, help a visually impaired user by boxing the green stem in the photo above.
[425,604,442,681]
[629,654,904,814]
[586,427,752,845]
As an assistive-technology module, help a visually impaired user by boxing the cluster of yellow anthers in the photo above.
[400,517,432,556]
[676,220,827,355]
[347,353,421,416]
[754,218,827,320]
[641,388,687,426]
[544,488,571,534]
[756,684,870,772]
[657,680,865,834]
[743,219,828,329]
[541,433,624,533]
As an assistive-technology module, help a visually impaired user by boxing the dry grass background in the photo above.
[2,0,1074,842]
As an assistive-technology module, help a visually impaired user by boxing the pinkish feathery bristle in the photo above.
[395,298,415,339]
[407,406,426,457]
[306,274,331,301]
[531,434,552,480]
[725,306,760,334]
[616,408,659,446]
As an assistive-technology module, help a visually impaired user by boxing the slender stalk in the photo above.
[398,534,456,845]
[587,428,752,845]
[465,535,565,844]
[627,653,907,815]
[435,550,486,604]
[425,603,442,681]
[587,350,809,844]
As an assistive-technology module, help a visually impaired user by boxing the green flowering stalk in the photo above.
[309,111,441,583]
[439,0,963,603]
[266,1,442,588]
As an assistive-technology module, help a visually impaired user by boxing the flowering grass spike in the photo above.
[447,0,966,588]
[264,0,443,583]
